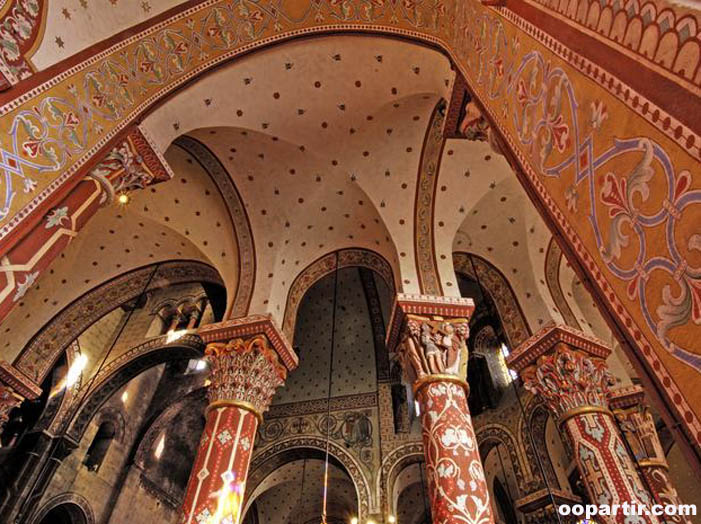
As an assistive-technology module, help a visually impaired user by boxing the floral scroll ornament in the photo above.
[598,138,701,370]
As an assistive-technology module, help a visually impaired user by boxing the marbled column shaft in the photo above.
[507,326,660,524]
[387,294,495,524]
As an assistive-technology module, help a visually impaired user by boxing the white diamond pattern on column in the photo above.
[195,508,211,524]
[217,429,232,445]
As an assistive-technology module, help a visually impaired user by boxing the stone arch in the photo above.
[13,260,222,386]
[518,394,561,491]
[172,136,256,317]
[93,406,127,444]
[544,238,581,330]
[379,443,425,517]
[133,386,207,469]
[59,334,204,442]
[247,436,372,520]
[0,0,696,458]
[282,248,398,340]
[453,252,531,348]
[29,492,95,524]
[476,424,530,496]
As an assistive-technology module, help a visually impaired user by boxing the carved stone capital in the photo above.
[610,385,666,464]
[507,326,615,419]
[0,384,23,431]
[386,294,474,385]
[0,360,42,431]
[198,315,297,416]
[87,125,172,205]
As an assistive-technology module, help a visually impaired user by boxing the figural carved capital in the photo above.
[507,325,615,422]
[198,315,297,420]
[386,294,475,386]
[610,385,666,466]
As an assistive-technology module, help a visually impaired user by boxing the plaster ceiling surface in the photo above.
[441,140,563,329]
[2,138,237,361]
[275,267,379,404]
[247,459,357,524]
[187,127,397,320]
[559,256,611,340]
[142,35,455,301]
[396,481,429,524]
[1,207,208,363]
[391,462,423,513]
[31,0,186,70]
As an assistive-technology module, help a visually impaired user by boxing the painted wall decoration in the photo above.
[0,126,172,326]
[173,136,255,318]
[0,0,696,450]
[414,100,445,296]
[14,260,221,384]
[521,0,700,87]
[453,252,531,348]
[0,0,45,88]
[544,238,582,330]
[282,248,396,340]
[249,436,372,520]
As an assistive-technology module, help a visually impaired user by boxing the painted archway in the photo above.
[0,0,697,463]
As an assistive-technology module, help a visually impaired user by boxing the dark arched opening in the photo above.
[84,420,117,472]
[37,502,88,524]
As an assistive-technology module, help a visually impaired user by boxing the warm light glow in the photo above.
[51,353,89,395]
[117,193,130,205]
[500,343,518,381]
[121,390,129,403]
[350,518,358,524]
[166,329,188,343]
[154,434,165,459]
[388,516,396,523]
[208,473,244,524]
[204,379,211,387]
[367,520,376,524]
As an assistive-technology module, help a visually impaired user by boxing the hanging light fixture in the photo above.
[320,253,340,524]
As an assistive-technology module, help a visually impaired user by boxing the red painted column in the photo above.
[507,326,660,524]
[387,294,495,524]
[181,316,297,524]
[611,386,692,524]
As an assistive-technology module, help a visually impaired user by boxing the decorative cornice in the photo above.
[266,392,377,419]
[0,359,41,398]
[515,488,581,513]
[507,324,611,372]
[198,314,297,372]
[386,294,475,352]
[609,385,646,411]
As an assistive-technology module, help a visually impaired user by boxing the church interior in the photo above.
[0,1,699,524]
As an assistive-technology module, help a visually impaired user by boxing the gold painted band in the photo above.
[412,374,470,397]
[206,399,263,424]
[637,458,669,470]
[558,406,613,427]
